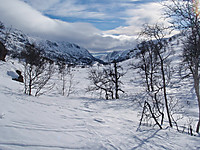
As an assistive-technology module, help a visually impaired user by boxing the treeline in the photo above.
[132,0,200,134]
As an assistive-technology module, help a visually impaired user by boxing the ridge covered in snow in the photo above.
[99,34,180,63]
[0,27,96,65]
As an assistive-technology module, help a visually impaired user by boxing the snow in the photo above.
[0,57,200,150]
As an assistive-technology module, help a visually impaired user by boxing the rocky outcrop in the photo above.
[12,70,24,83]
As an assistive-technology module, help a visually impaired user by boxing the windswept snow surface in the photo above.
[0,59,200,150]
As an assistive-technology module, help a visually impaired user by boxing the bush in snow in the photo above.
[56,59,76,97]
[87,61,125,100]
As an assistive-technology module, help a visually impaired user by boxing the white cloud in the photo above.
[22,0,138,20]
[23,0,59,12]
[0,0,57,33]
[104,2,169,36]
[0,0,138,52]
[23,0,108,20]
[0,0,170,53]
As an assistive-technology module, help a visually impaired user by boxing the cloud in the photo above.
[104,2,169,36]
[0,0,57,33]
[0,0,132,52]
[23,0,139,20]
[0,0,167,53]
[45,1,107,19]
[23,0,108,20]
[23,0,59,12]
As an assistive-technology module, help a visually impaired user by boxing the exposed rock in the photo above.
[12,70,24,83]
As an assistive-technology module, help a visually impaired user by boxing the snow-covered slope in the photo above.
[0,28,96,65]
[98,49,136,63]
[0,57,200,150]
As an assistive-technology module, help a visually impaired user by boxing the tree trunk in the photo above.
[62,74,65,96]
[196,108,200,133]
[105,91,108,100]
[145,101,162,129]
[160,56,173,127]
[28,80,32,95]
[193,72,200,133]
[114,62,119,99]
[28,67,32,96]
[154,93,164,125]
[194,85,200,133]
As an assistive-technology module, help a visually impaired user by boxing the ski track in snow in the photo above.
[0,96,199,150]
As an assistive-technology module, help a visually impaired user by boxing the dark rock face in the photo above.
[0,42,7,61]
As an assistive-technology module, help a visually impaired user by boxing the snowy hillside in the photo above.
[0,56,200,150]
[0,27,96,65]
[98,49,136,63]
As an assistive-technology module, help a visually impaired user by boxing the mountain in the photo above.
[98,49,137,63]
[0,23,181,65]
[0,27,97,65]
[99,34,180,63]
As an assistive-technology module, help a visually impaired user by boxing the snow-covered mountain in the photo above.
[98,49,136,63]
[0,27,97,65]
[99,34,180,63]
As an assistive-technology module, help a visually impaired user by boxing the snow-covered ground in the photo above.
[0,58,200,150]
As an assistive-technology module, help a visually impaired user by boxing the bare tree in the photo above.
[57,61,76,97]
[87,62,125,100]
[21,43,54,96]
[135,23,174,128]
[87,67,114,100]
[57,61,67,96]
[164,0,200,133]
[110,61,125,99]
[66,71,76,97]
[134,40,164,129]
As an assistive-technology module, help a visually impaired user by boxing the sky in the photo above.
[0,0,168,52]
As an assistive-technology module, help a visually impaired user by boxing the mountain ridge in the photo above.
[0,25,99,65]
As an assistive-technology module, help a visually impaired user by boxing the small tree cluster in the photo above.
[134,23,174,129]
[20,43,54,96]
[57,60,75,97]
[164,0,200,133]
[87,61,125,100]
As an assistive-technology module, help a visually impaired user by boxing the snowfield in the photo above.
[0,58,200,150]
